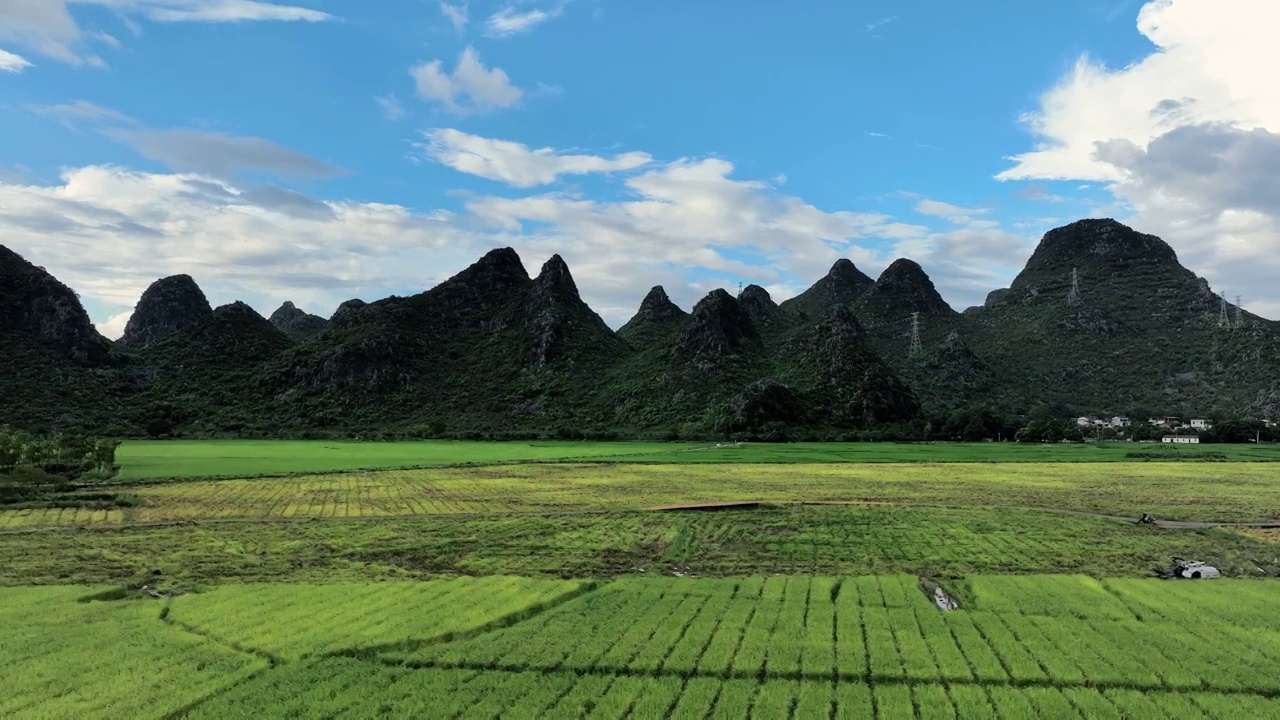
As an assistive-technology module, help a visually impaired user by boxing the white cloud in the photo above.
[439,1,468,32]
[999,0,1279,182]
[0,165,477,337]
[410,46,523,115]
[376,94,405,121]
[0,154,932,331]
[890,227,1035,308]
[0,48,32,72]
[914,199,989,225]
[0,0,330,65]
[866,16,897,32]
[24,100,135,126]
[1012,183,1068,203]
[97,311,134,340]
[416,129,653,187]
[107,128,344,179]
[485,5,562,37]
[0,128,1087,334]
[865,131,891,139]
[998,0,1280,317]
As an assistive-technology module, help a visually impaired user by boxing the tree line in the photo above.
[0,427,121,479]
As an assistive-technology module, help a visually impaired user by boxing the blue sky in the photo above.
[1,0,1276,335]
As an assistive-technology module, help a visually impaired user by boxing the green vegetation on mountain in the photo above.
[3,218,1279,437]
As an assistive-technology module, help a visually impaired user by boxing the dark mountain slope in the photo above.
[602,289,770,432]
[129,301,295,433]
[853,258,964,365]
[118,275,212,349]
[269,249,631,433]
[602,285,921,435]
[966,218,1280,415]
[269,301,328,339]
[617,286,687,348]
[779,258,875,318]
[1,245,111,365]
[0,245,125,432]
[772,306,920,427]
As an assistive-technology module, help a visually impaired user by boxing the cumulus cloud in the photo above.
[890,228,1036,308]
[0,0,330,65]
[998,0,1280,317]
[411,47,523,114]
[106,128,344,180]
[999,0,1278,182]
[0,48,32,72]
[0,153,938,333]
[0,165,476,337]
[0,129,1053,334]
[485,5,563,37]
[416,129,653,187]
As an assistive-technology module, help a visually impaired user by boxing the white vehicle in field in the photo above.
[1170,558,1220,579]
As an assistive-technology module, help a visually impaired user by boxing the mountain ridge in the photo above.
[3,218,1279,437]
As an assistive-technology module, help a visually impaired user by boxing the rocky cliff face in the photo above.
[119,275,213,350]
[618,286,687,341]
[674,289,761,371]
[0,245,112,364]
[780,258,875,318]
[330,299,367,325]
[269,301,328,339]
[737,285,786,329]
[525,254,624,367]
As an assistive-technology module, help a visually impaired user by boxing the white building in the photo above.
[1111,417,1131,428]
[1190,418,1213,430]
[1076,417,1092,428]
[1162,436,1200,444]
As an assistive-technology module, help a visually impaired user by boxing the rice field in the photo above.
[8,575,1280,719]
[8,443,1280,717]
[113,439,1280,481]
[4,505,1276,589]
[8,460,1280,530]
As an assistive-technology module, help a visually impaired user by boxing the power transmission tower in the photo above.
[1218,292,1231,328]
[1236,295,1244,329]
[1067,268,1082,305]
[909,312,922,357]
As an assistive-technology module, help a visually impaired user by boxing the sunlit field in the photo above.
[112,439,1280,480]
[7,441,1280,718]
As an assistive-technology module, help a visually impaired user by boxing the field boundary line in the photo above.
[155,600,282,720]
[161,602,283,667]
[324,656,1280,699]
[328,580,601,660]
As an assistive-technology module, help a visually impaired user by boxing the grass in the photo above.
[113,439,688,480]
[13,460,1280,530]
[3,505,1276,588]
[111,439,1280,480]
[9,576,1280,719]
[0,586,264,719]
